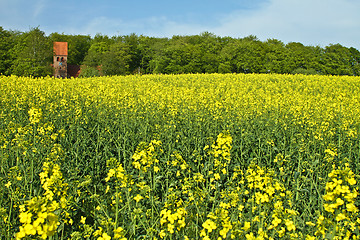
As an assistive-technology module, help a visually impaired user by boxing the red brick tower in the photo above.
[53,42,68,78]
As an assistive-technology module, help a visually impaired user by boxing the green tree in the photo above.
[101,41,132,75]
[164,36,194,74]
[122,33,142,73]
[8,27,52,77]
[198,32,221,73]
[82,41,109,67]
[0,26,14,75]
[220,36,266,73]
[285,42,322,75]
[138,36,165,73]
[348,47,360,76]
[146,38,170,73]
[81,35,113,76]
[322,44,353,75]
[264,39,287,74]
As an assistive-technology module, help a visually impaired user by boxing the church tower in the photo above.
[53,42,68,78]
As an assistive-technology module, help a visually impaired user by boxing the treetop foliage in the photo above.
[1,26,359,77]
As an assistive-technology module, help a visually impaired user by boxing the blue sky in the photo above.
[1,0,360,50]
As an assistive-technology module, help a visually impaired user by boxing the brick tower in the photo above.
[53,42,68,78]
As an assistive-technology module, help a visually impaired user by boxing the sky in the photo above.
[1,0,360,50]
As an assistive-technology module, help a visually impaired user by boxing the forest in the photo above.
[1,26,360,77]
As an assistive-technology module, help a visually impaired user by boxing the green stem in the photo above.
[30,124,36,198]
[7,197,13,238]
[295,156,301,202]
[115,186,119,228]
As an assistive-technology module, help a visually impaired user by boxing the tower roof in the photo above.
[54,42,68,56]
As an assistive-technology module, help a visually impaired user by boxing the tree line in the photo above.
[1,26,360,77]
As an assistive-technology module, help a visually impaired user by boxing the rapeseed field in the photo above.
[0,73,359,239]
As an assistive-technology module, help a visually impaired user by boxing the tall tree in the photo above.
[9,27,52,77]
[142,37,169,74]
[264,39,287,74]
[198,32,221,73]
[322,44,353,75]
[0,27,14,75]
[101,41,132,75]
[349,47,360,76]
[285,42,320,74]
[82,37,111,74]
[122,33,141,73]
[220,36,266,73]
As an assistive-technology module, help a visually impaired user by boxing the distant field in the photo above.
[1,73,359,239]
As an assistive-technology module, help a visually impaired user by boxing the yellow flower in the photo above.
[202,235,211,240]
[347,178,356,185]
[105,169,116,182]
[245,232,256,240]
[270,217,281,228]
[284,219,296,231]
[324,203,335,213]
[80,216,86,224]
[159,230,166,238]
[16,226,26,238]
[134,194,143,202]
[98,232,111,240]
[323,192,335,201]
[19,212,32,224]
[346,203,358,212]
[113,227,126,239]
[178,218,186,228]
[278,227,286,237]
[132,161,141,170]
[286,209,297,215]
[28,107,42,124]
[94,227,103,236]
[242,221,251,231]
[24,223,36,235]
[335,213,347,221]
[202,219,217,233]
[305,221,316,226]
[167,223,175,234]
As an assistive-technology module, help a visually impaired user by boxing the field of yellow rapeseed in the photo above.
[0,73,359,239]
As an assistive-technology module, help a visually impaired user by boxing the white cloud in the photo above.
[2,0,359,50]
[101,0,360,49]
[210,0,360,48]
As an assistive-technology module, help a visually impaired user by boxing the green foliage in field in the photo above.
[0,73,359,239]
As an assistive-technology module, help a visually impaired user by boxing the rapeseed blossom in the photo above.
[1,74,360,239]
[16,161,69,239]
[28,107,42,124]
[314,162,359,238]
